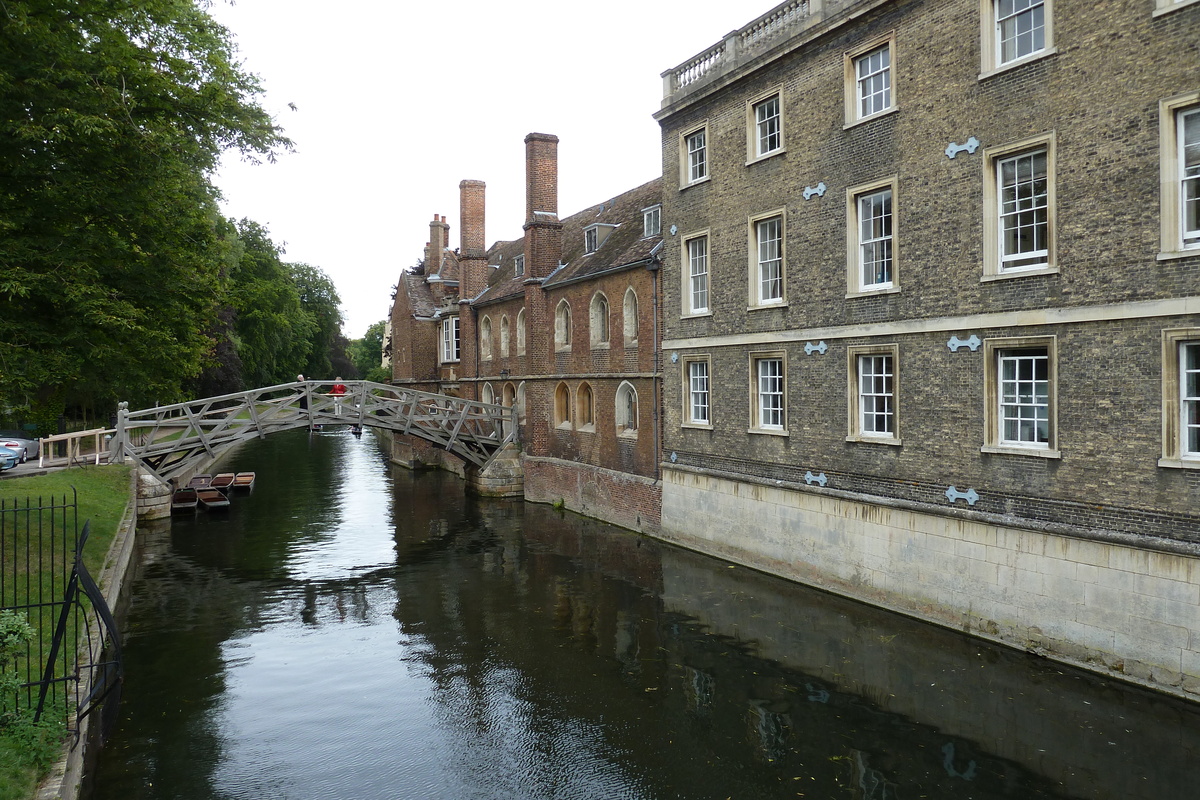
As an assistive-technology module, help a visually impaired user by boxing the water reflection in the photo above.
[89,429,1200,800]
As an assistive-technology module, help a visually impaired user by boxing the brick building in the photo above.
[389,134,664,531]
[654,0,1200,696]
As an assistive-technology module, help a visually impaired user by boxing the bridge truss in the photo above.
[109,380,515,484]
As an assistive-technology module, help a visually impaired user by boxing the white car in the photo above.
[0,430,39,463]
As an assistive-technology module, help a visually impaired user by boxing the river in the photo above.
[87,428,1200,799]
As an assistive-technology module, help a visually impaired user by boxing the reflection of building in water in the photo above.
[380,481,1200,799]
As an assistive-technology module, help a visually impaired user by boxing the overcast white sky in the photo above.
[208,0,773,339]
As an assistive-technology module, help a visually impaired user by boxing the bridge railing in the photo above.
[110,381,516,482]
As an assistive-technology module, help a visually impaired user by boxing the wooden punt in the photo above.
[196,488,231,510]
[211,473,236,490]
[232,472,256,491]
[171,488,199,513]
[187,474,213,489]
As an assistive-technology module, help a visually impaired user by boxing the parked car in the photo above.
[0,446,19,471]
[0,430,39,463]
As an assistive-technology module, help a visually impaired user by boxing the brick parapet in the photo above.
[523,454,662,533]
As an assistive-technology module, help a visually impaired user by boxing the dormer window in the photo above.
[583,223,617,255]
[643,205,661,237]
[514,255,525,276]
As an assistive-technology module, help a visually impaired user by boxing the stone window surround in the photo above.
[682,355,713,429]
[554,381,572,429]
[746,87,785,165]
[681,124,710,188]
[982,335,1061,458]
[846,343,901,445]
[516,308,526,355]
[845,176,900,297]
[577,382,596,432]
[1160,328,1200,469]
[554,300,572,351]
[623,288,639,347]
[1159,93,1200,259]
[748,209,787,309]
[480,315,493,361]
[981,132,1058,281]
[590,292,611,349]
[683,229,711,317]
[844,32,897,129]
[616,381,639,437]
[748,350,788,436]
[1153,0,1200,16]
[979,0,1056,79]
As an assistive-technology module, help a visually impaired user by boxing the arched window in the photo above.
[481,382,495,405]
[480,316,493,360]
[555,300,572,350]
[577,382,595,431]
[516,382,526,423]
[554,382,572,428]
[590,293,610,347]
[501,382,516,438]
[616,381,638,436]
[500,315,510,358]
[516,309,526,355]
[623,288,638,346]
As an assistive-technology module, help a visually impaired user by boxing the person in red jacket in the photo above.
[330,378,348,415]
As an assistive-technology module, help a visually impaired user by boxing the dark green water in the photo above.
[88,428,1200,799]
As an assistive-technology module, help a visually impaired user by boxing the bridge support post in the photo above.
[465,443,524,498]
[135,470,173,520]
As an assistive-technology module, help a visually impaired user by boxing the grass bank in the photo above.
[0,465,132,800]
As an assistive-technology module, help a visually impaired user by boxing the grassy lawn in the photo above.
[0,465,132,800]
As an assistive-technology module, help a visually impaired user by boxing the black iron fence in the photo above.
[1,490,121,739]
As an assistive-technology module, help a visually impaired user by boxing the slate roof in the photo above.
[399,248,460,320]
[475,177,662,307]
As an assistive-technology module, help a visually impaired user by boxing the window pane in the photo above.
[999,348,1049,445]
[998,0,1045,64]
[856,45,891,118]
[757,358,784,429]
[858,354,894,435]
[689,361,710,423]
[688,130,707,182]
[757,218,783,302]
[858,189,893,287]
[1182,109,1200,245]
[999,150,1049,269]
[1184,342,1200,455]
[755,96,780,155]
[688,237,709,312]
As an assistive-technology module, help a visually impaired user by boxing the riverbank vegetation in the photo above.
[0,1,357,435]
[0,466,131,800]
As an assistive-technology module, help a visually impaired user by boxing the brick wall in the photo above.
[523,454,662,533]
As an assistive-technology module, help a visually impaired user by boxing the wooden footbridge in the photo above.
[108,380,515,484]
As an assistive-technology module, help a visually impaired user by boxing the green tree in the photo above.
[289,262,343,380]
[227,220,312,387]
[0,0,289,423]
[348,320,387,378]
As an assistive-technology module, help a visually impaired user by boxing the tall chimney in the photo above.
[459,180,487,298]
[523,133,562,281]
[426,213,449,274]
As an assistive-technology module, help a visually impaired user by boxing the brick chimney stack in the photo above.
[426,214,449,274]
[459,180,487,297]
[522,134,563,452]
[457,180,487,395]
[523,133,563,281]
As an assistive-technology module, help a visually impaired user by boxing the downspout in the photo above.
[647,255,661,481]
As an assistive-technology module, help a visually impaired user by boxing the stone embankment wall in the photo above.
[660,465,1200,700]
[523,455,661,534]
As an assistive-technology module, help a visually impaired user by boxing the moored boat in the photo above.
[196,488,230,510]
[171,488,199,513]
[188,474,213,489]
[211,473,236,490]
[232,472,256,491]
